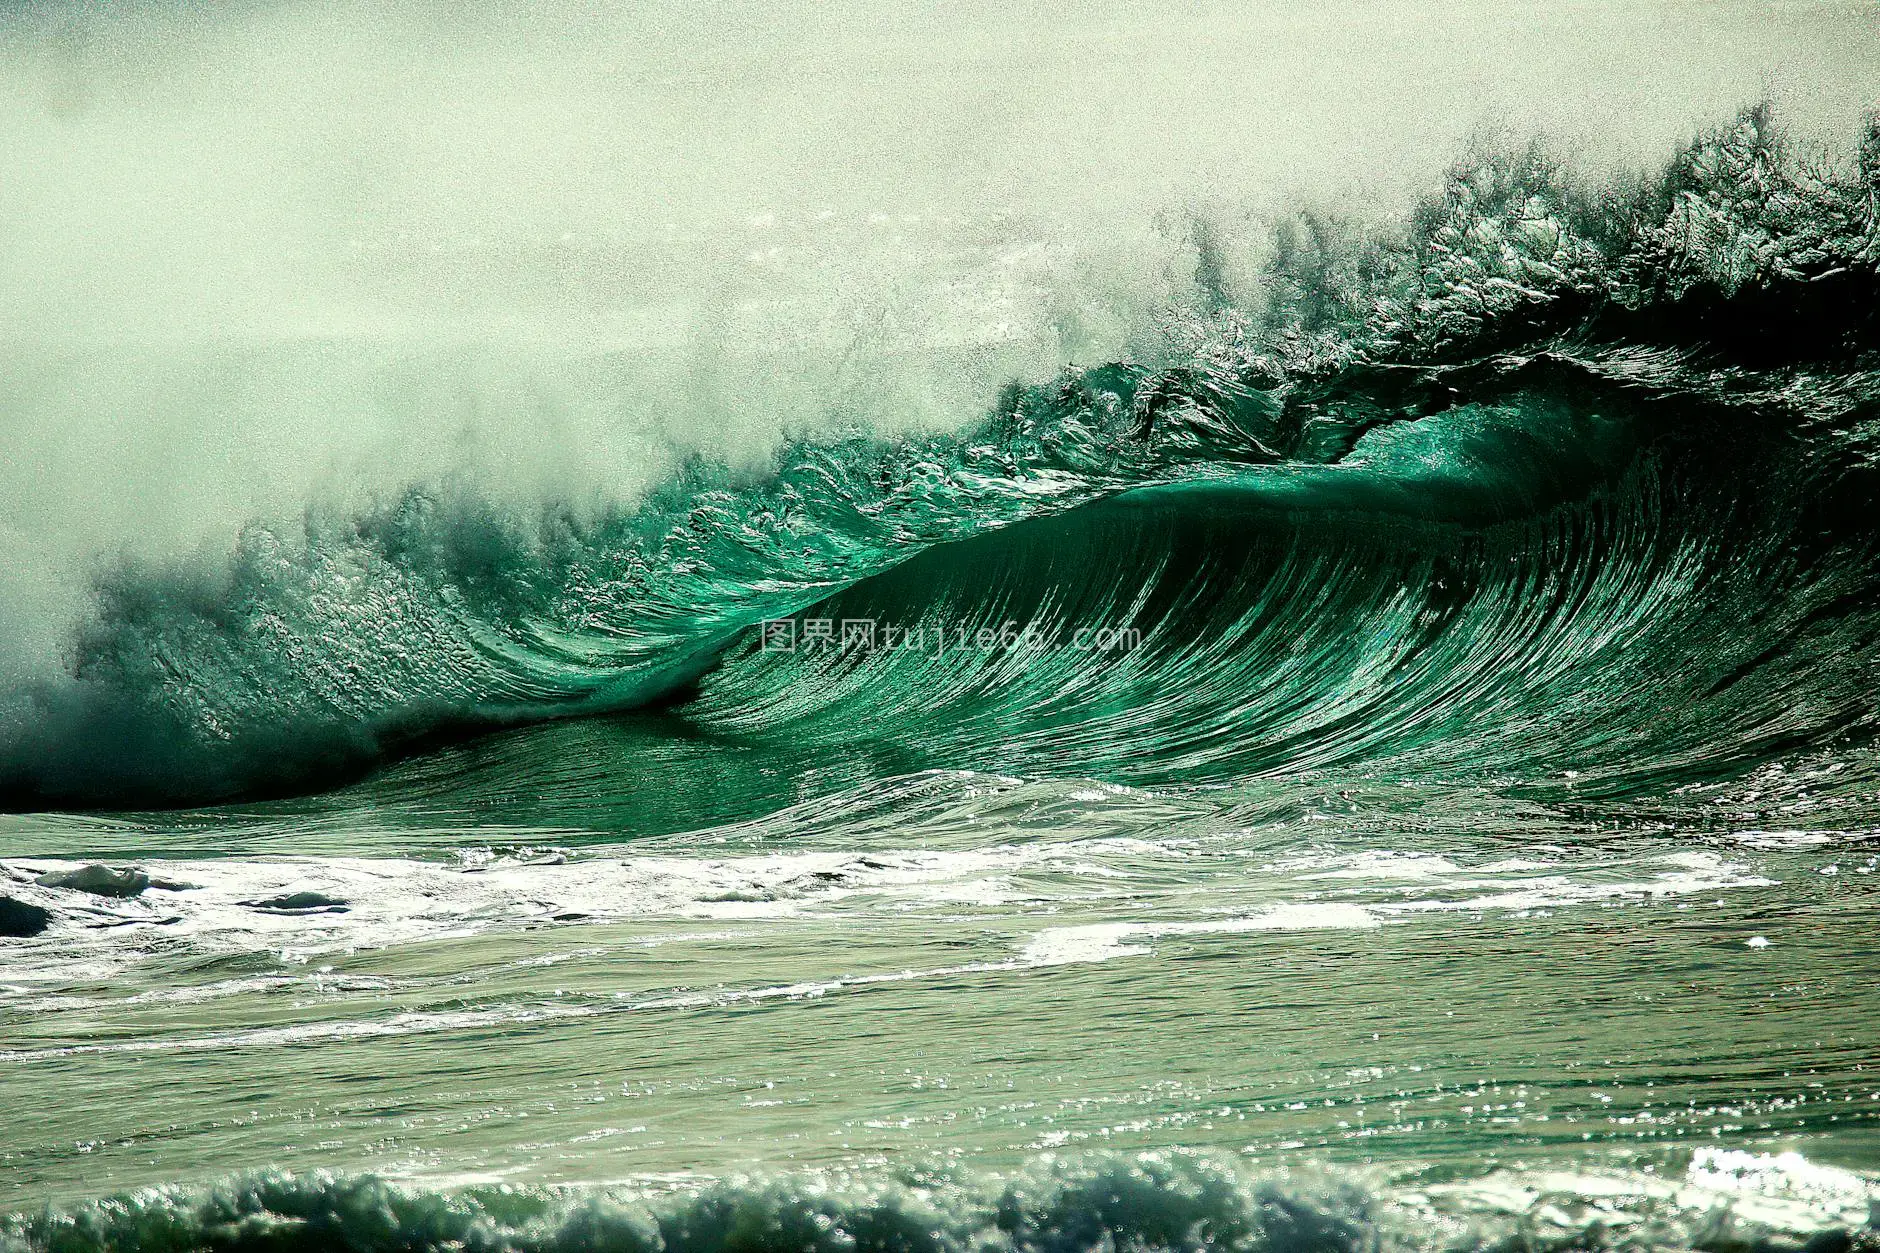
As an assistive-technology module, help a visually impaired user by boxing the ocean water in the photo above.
[4,41,1880,1253]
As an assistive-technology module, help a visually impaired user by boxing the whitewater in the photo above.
[3,1,1880,1248]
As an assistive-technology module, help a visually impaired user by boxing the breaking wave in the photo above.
[6,1151,1875,1253]
[5,106,1880,812]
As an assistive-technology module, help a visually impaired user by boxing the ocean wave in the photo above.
[4,105,1878,811]
[4,1150,1873,1253]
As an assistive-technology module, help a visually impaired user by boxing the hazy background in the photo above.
[2,0,1877,669]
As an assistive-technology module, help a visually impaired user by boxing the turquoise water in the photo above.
[3,110,1880,1249]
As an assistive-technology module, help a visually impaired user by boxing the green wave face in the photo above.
[3,105,1880,830]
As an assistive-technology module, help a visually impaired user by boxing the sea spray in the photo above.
[4,108,1878,810]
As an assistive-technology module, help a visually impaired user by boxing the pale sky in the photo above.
[1,0,1875,335]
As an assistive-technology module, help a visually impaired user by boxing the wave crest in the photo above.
[5,105,1879,810]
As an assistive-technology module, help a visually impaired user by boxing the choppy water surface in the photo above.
[3,773,1877,1241]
